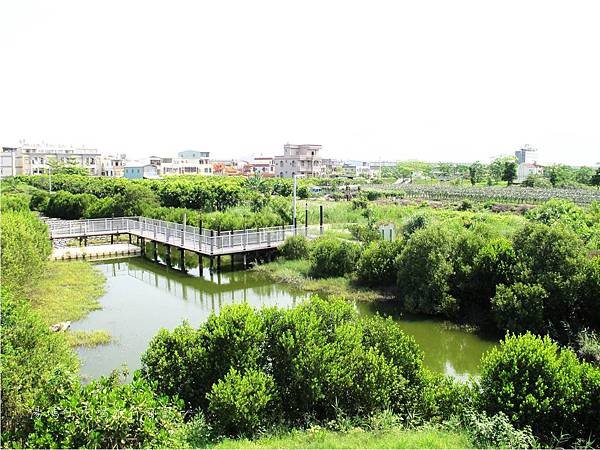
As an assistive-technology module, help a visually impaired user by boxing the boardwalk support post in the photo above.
[153,241,158,261]
[165,245,171,267]
[197,253,203,272]
[179,248,185,272]
[305,203,308,236]
[319,205,324,235]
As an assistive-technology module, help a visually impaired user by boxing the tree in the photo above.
[48,158,90,176]
[501,160,518,185]
[591,167,600,187]
[546,164,576,187]
[468,162,485,185]
[489,156,517,183]
[575,166,594,185]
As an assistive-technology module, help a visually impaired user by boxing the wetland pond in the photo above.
[73,257,497,381]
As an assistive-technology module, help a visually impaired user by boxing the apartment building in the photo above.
[160,150,213,176]
[1,147,18,178]
[273,144,323,178]
[0,141,101,176]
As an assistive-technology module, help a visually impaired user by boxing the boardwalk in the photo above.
[48,216,323,257]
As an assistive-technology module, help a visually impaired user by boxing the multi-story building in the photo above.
[515,145,543,183]
[250,156,275,177]
[0,141,101,176]
[515,145,539,165]
[160,150,213,176]
[273,144,323,178]
[100,154,127,177]
[1,147,18,178]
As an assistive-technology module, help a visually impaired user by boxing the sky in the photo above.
[1,0,599,166]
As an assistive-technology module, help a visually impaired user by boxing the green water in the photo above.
[73,257,496,381]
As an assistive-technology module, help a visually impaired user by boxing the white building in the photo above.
[250,156,275,176]
[515,145,539,164]
[160,150,213,176]
[100,154,127,177]
[0,141,101,176]
[1,147,18,178]
[343,161,377,178]
[515,145,543,183]
[517,163,544,183]
[273,144,323,178]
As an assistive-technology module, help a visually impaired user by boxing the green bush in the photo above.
[1,287,79,445]
[308,237,360,278]
[29,189,50,211]
[142,303,266,412]
[140,322,207,410]
[396,225,457,316]
[577,256,600,331]
[348,223,380,243]
[207,368,277,438]
[45,190,97,219]
[522,174,552,188]
[1,193,30,211]
[478,333,600,446]
[421,371,473,421]
[356,240,404,286]
[512,223,584,341]
[491,283,548,334]
[0,210,52,293]
[402,213,430,237]
[142,297,428,435]
[462,410,538,449]
[470,238,518,309]
[27,373,185,449]
[279,235,310,260]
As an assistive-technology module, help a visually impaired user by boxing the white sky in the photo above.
[1,0,599,165]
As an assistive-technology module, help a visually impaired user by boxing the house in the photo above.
[250,156,275,177]
[123,162,159,179]
[517,163,544,183]
[273,144,323,178]
[100,154,127,177]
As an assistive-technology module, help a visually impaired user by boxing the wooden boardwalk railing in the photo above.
[48,216,323,256]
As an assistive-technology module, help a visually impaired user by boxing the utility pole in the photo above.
[292,173,297,227]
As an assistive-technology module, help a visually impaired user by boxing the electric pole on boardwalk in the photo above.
[292,173,297,229]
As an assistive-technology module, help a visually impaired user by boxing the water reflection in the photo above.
[73,258,306,381]
[356,302,497,379]
[74,258,497,382]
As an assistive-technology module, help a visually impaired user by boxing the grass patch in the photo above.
[27,261,106,324]
[66,329,112,348]
[252,259,386,302]
[213,425,473,449]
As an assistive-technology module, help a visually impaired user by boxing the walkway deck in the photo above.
[48,217,322,257]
